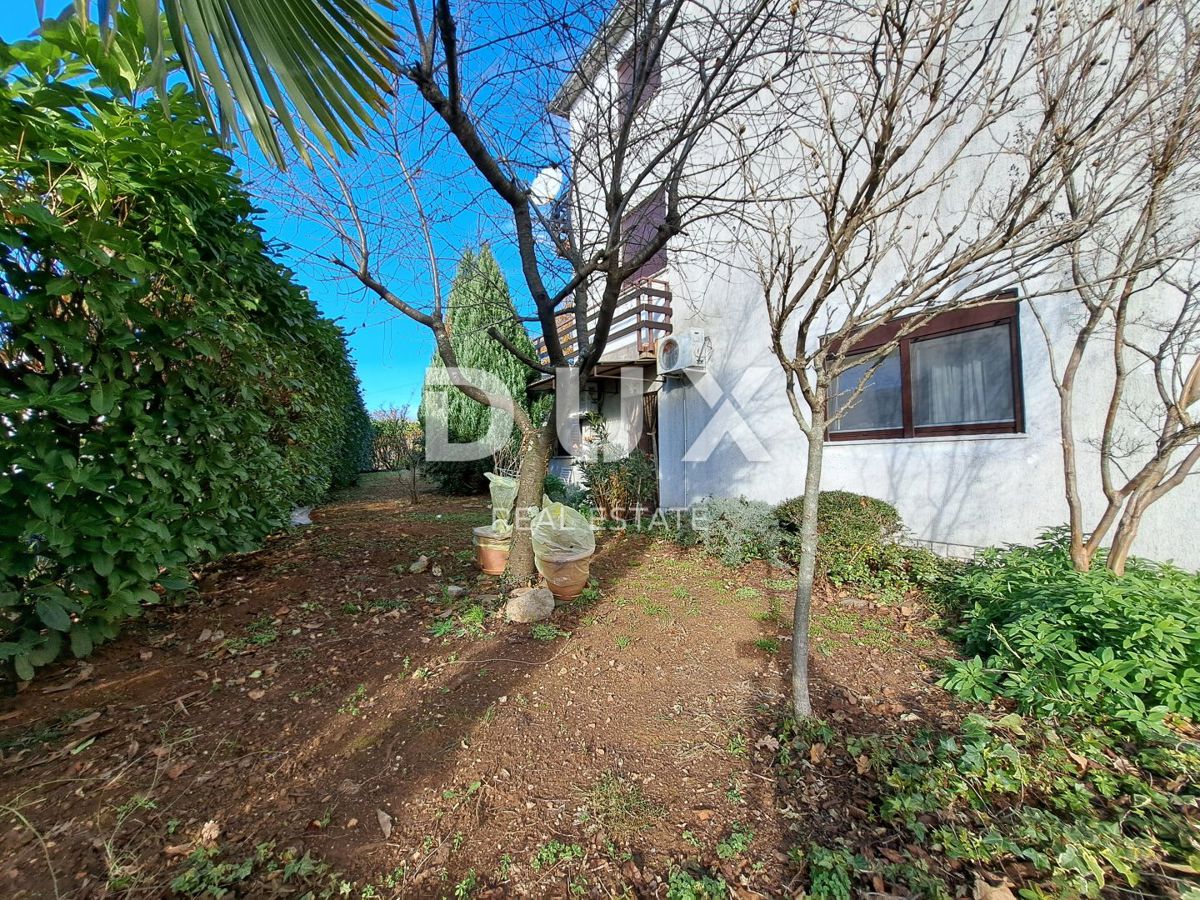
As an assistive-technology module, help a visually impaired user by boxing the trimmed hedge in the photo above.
[775,491,950,599]
[0,20,369,682]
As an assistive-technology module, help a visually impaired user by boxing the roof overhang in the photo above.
[528,358,657,392]
[548,0,638,117]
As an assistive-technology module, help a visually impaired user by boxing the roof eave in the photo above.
[546,0,638,119]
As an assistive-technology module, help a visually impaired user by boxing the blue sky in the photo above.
[0,3,570,413]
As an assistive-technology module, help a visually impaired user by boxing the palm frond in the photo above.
[57,0,400,167]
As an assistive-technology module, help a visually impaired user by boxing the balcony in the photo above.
[534,279,672,366]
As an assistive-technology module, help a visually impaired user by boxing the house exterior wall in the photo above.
[558,0,1199,569]
[654,252,1200,570]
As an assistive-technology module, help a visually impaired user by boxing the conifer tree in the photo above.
[421,247,541,492]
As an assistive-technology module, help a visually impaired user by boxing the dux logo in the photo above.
[680,367,773,463]
[423,364,772,463]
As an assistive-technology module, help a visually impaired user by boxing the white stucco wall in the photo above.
[655,255,1200,570]
[560,0,1199,569]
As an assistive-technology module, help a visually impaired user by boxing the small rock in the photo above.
[431,565,443,577]
[409,556,430,574]
[376,808,393,839]
[505,587,555,623]
[446,585,467,599]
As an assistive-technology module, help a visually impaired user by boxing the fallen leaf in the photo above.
[166,760,194,780]
[973,874,1017,900]
[856,754,871,774]
[247,689,265,701]
[755,734,780,752]
[69,711,101,730]
[809,742,827,764]
[198,821,220,847]
[376,808,393,840]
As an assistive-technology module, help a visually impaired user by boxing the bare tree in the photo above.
[259,0,800,581]
[1026,0,1200,574]
[739,0,1128,717]
[371,405,424,503]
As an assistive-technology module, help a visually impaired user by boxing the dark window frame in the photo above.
[826,297,1025,442]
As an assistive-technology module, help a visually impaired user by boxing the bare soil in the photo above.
[0,473,964,898]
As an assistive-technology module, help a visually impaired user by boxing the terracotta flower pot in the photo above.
[534,549,594,601]
[472,526,511,576]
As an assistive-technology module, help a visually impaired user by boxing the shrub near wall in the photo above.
[0,22,369,682]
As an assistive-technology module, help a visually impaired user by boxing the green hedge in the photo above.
[0,20,369,682]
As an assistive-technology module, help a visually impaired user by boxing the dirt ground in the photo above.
[0,473,964,898]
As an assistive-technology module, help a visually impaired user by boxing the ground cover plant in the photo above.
[939,530,1200,732]
[0,19,369,683]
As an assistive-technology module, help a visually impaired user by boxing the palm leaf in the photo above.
[52,0,400,167]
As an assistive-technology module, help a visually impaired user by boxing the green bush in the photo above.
[420,248,541,494]
[774,491,950,600]
[940,531,1200,731]
[687,497,787,566]
[0,19,368,682]
[580,449,657,520]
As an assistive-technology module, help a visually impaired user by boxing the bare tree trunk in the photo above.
[792,415,825,720]
[505,424,554,585]
[1107,499,1145,577]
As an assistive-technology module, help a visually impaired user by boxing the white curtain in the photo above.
[912,325,1013,426]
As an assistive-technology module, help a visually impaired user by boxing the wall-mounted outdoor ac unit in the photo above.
[656,328,707,375]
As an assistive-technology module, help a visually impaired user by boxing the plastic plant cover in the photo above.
[484,472,519,526]
[531,502,596,560]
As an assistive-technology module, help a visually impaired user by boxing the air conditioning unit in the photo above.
[657,328,707,375]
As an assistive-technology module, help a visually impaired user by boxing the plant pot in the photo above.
[473,526,511,576]
[534,549,594,601]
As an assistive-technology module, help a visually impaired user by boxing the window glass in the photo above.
[912,324,1014,427]
[830,351,902,432]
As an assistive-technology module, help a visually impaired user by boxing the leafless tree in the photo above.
[740,0,1130,717]
[1025,0,1200,574]
[259,0,801,581]
[371,405,424,502]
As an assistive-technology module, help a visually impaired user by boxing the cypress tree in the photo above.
[421,247,541,492]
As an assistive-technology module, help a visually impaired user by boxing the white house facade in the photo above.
[542,0,1200,570]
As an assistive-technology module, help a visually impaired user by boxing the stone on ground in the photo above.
[506,587,555,623]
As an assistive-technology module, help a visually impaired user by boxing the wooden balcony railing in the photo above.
[533,279,672,365]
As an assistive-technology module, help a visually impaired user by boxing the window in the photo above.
[621,193,667,284]
[827,299,1023,441]
[617,41,661,115]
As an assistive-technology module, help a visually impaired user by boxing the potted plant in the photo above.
[531,502,596,601]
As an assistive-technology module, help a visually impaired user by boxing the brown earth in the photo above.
[0,473,964,898]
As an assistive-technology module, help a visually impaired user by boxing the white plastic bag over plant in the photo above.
[484,472,519,525]
[531,502,596,560]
